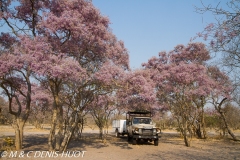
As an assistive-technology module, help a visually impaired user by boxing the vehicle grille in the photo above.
[142,129,153,135]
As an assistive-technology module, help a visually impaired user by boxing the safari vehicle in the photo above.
[126,110,161,146]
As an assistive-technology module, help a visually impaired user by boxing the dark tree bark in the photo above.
[214,98,239,141]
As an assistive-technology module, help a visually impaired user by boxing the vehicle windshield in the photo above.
[133,118,152,124]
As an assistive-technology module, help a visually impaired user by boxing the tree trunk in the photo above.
[193,97,207,139]
[14,127,21,150]
[200,106,207,139]
[183,120,191,147]
[220,111,238,141]
[59,117,79,152]
[13,118,25,150]
[99,127,103,140]
[48,109,57,151]
[183,133,190,147]
[79,122,84,139]
[48,79,63,151]
[19,122,24,148]
[215,98,239,141]
[196,111,207,139]
[179,125,191,147]
[55,106,63,150]
[176,116,191,147]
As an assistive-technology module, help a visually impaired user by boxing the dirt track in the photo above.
[1,126,240,160]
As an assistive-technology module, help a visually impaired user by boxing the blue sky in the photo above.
[92,0,227,69]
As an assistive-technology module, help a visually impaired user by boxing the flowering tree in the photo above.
[196,0,240,69]
[207,66,238,141]
[88,94,116,139]
[0,35,33,150]
[0,0,129,151]
[143,42,232,146]
[117,69,157,111]
[196,0,240,105]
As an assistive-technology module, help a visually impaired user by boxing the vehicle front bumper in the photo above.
[132,134,159,139]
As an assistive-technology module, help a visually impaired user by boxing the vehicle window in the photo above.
[133,118,152,124]
[140,118,151,124]
[133,118,139,124]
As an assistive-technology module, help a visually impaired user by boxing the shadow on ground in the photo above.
[21,133,133,151]
[21,132,168,151]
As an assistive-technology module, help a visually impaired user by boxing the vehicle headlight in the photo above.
[134,128,139,133]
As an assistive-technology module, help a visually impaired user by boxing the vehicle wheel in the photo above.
[132,139,137,145]
[115,130,120,137]
[154,139,158,146]
[127,134,132,141]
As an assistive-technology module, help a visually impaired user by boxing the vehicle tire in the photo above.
[115,129,120,138]
[132,139,137,145]
[127,134,132,142]
[154,139,158,146]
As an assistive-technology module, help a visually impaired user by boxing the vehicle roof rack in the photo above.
[127,110,152,116]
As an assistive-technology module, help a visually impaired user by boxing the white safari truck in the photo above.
[126,110,161,146]
[112,119,127,137]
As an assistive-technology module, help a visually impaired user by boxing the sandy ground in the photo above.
[0,126,240,160]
